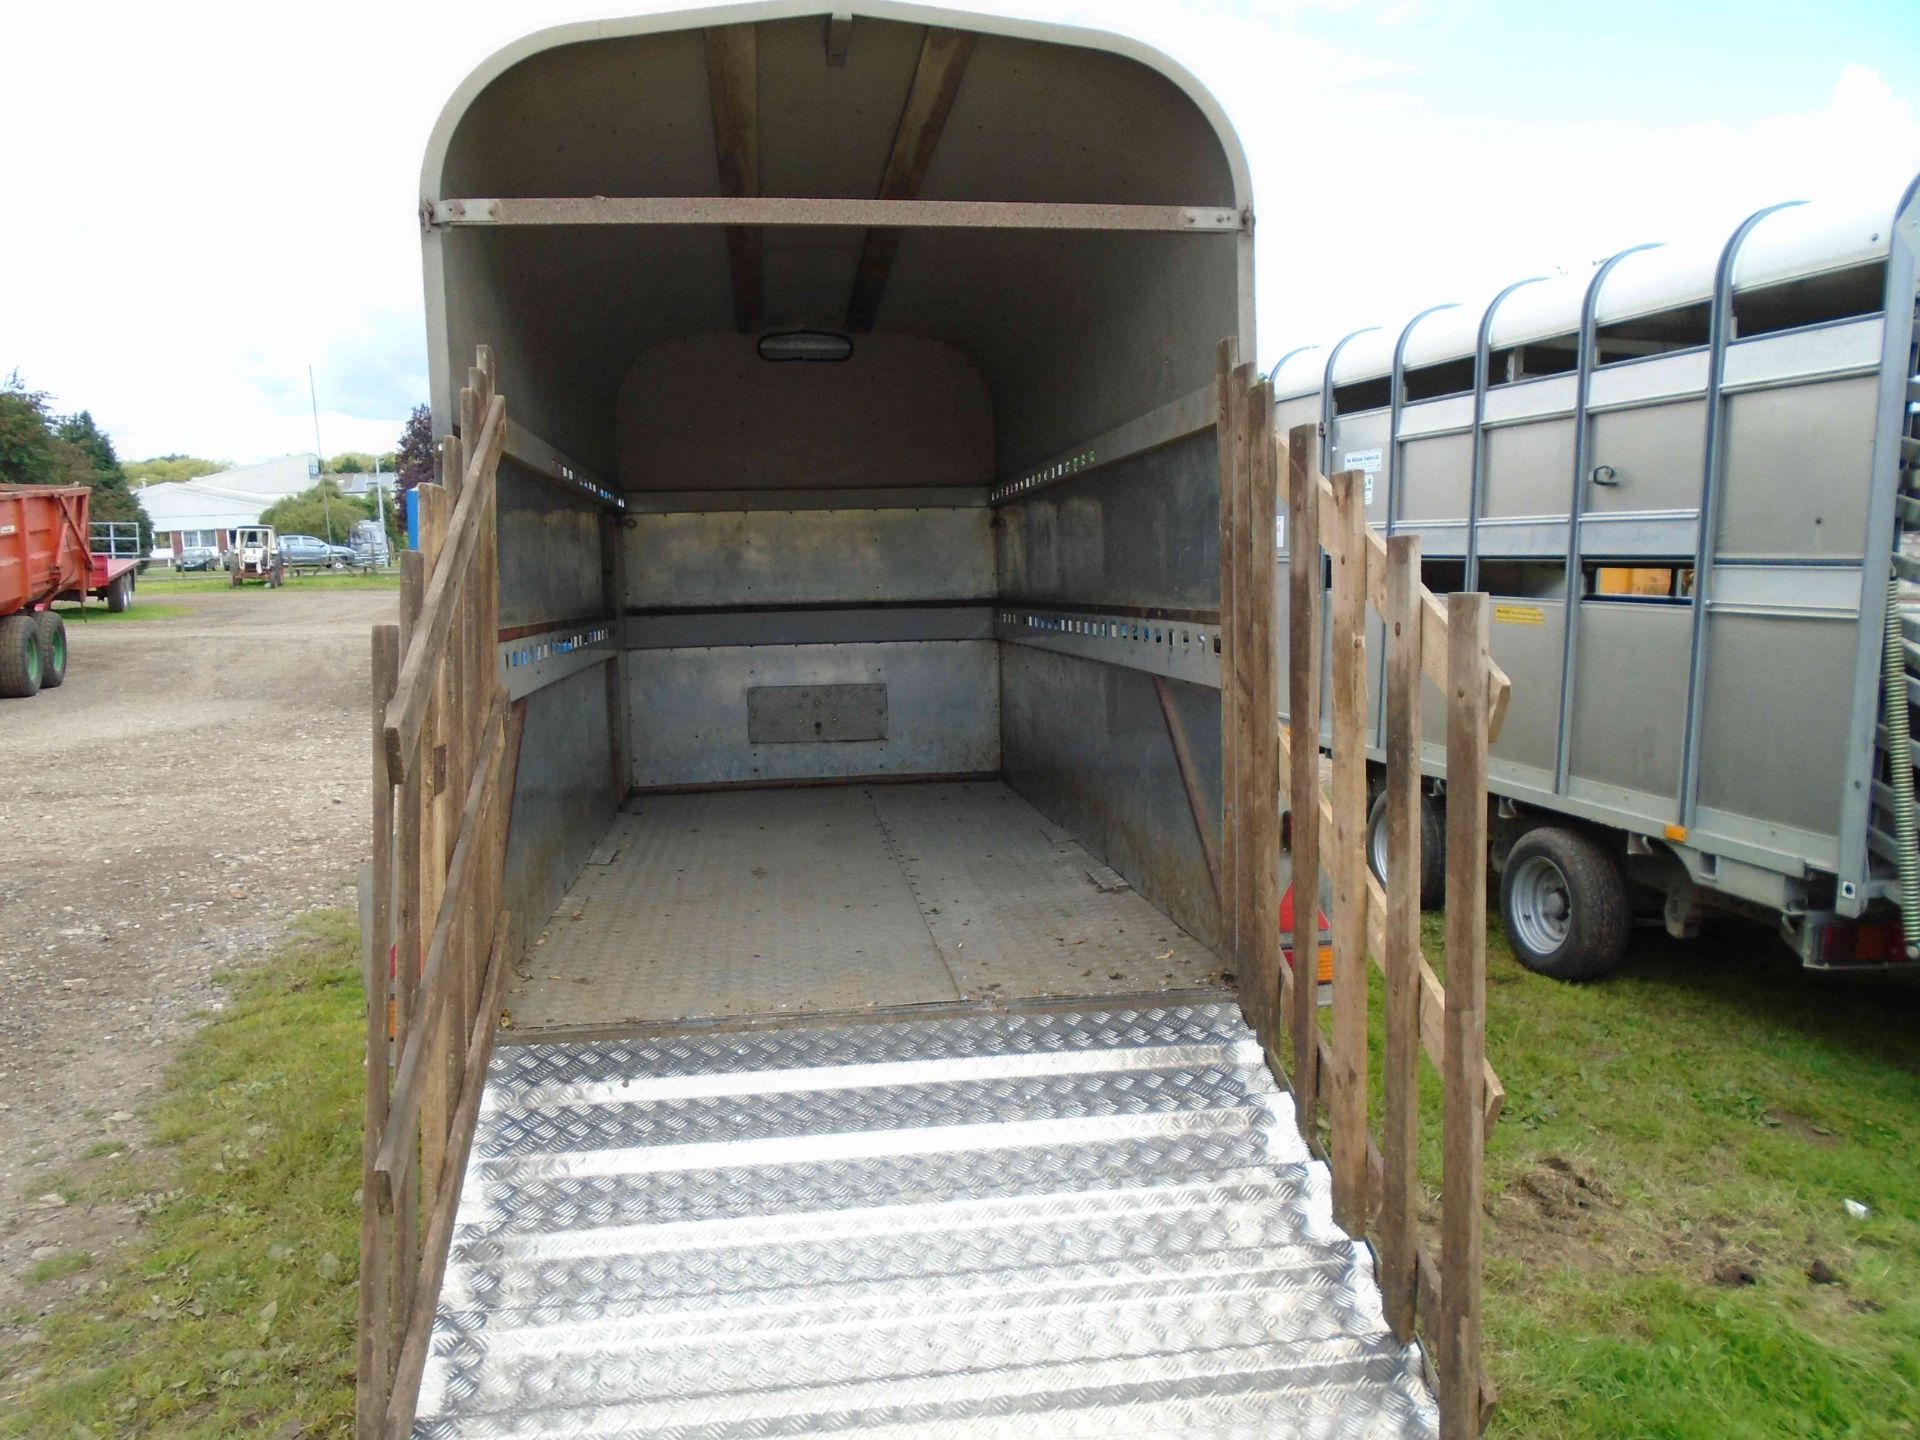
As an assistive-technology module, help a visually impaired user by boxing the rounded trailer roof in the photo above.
[1271,171,1920,401]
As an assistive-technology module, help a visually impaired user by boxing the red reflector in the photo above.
[1816,922,1856,964]
[1853,923,1900,963]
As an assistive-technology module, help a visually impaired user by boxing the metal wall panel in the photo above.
[1000,644,1222,950]
[1696,612,1854,843]
[1485,598,1565,775]
[1718,375,1878,560]
[1396,430,1472,525]
[1587,398,1706,520]
[995,429,1219,614]
[628,641,999,788]
[1567,603,1688,814]
[502,663,617,962]
[1483,418,1574,518]
[628,507,994,609]
[1332,411,1391,525]
[498,464,607,630]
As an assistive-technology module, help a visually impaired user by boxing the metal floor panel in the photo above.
[504,782,1231,1033]
[417,1003,1437,1439]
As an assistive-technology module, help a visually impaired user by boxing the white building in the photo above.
[140,454,317,558]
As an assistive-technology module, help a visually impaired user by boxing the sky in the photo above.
[3,0,1918,466]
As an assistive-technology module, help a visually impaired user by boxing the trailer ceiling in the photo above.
[423,5,1250,478]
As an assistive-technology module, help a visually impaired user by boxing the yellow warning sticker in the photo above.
[1494,603,1545,626]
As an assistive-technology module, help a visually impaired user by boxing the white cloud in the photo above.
[0,1,1914,460]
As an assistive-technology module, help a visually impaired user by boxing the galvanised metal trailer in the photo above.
[1272,174,1920,979]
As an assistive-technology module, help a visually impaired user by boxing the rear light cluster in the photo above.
[1816,919,1905,965]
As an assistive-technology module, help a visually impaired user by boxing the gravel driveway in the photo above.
[0,583,391,1326]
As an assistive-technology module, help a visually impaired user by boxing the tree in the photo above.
[126,455,229,486]
[54,410,153,549]
[260,478,406,554]
[395,404,435,492]
[0,371,60,485]
[324,451,379,475]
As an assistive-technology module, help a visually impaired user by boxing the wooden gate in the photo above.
[355,347,521,1439]
[1216,340,1511,1436]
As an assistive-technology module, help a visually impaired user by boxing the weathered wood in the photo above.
[414,481,452,1223]
[1441,592,1490,1439]
[390,549,425,1328]
[382,393,506,780]
[1215,340,1241,966]
[845,28,975,330]
[1275,719,1505,1128]
[1314,478,1512,741]
[1246,384,1282,1042]
[1284,423,1321,1131]
[356,624,400,1439]
[430,195,1245,232]
[374,693,511,1208]
[1152,674,1220,901]
[382,911,514,1440]
[1381,535,1423,1342]
[1327,469,1370,1235]
[704,24,762,333]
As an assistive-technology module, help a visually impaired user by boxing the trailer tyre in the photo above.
[1500,826,1629,981]
[0,614,43,699]
[36,611,66,689]
[106,573,133,613]
[1366,790,1447,909]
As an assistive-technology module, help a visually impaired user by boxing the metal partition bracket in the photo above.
[502,421,625,510]
[1551,243,1663,795]
[498,619,618,700]
[1466,277,1547,590]
[990,385,1215,504]
[1674,201,1807,824]
[996,606,1222,688]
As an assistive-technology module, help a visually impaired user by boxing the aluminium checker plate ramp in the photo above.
[415,1001,1438,1438]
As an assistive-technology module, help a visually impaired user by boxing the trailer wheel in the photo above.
[36,611,66,689]
[0,614,43,699]
[1365,789,1447,909]
[1500,826,1629,981]
[106,573,133,613]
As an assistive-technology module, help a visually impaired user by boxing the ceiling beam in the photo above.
[704,24,762,334]
[430,196,1245,232]
[844,27,976,332]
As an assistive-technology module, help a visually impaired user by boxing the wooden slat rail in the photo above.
[358,347,520,1440]
[1218,364,1501,1437]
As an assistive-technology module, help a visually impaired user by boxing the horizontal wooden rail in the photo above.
[382,392,506,780]
[429,195,1246,232]
[373,690,508,1205]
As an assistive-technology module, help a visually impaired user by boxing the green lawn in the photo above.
[137,568,400,594]
[2,904,1914,1437]
[53,602,189,624]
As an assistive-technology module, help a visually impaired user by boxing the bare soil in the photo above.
[0,584,390,1329]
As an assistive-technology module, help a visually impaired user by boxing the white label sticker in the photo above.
[1276,514,1286,551]
[1364,475,1375,506]
[1342,447,1383,474]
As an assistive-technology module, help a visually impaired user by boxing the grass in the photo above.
[0,912,364,1439]
[137,569,400,594]
[3,898,1915,1437]
[25,1252,94,1287]
[1373,912,1920,1438]
[54,602,189,625]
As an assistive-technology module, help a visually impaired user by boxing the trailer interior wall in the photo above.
[423,5,1251,965]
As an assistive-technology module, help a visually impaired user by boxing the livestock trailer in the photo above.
[373,4,1494,1436]
[1272,174,1920,978]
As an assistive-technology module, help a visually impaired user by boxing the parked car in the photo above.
[175,545,220,571]
[277,534,361,571]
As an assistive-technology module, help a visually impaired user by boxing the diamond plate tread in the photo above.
[485,1003,1255,1110]
[417,1005,1436,1439]
[444,1174,1342,1311]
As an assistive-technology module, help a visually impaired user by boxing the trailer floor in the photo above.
[416,1000,1437,1438]
[504,781,1227,1034]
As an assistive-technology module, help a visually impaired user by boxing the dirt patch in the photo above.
[1516,1154,1618,1223]
[0,585,390,1334]
[1761,1107,1840,1147]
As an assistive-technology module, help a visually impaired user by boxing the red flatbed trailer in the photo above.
[0,484,140,698]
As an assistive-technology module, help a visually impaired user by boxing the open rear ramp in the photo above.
[414,1001,1436,1438]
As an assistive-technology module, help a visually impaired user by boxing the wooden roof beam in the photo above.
[844,27,975,332]
[704,24,762,334]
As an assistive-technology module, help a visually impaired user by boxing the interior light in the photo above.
[758,330,853,363]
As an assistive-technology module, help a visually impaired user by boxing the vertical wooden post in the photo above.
[1228,363,1259,1017]
[1328,469,1369,1235]
[1215,340,1240,963]
[391,548,425,1324]
[1245,385,1282,1038]
[1380,535,1422,1341]
[1283,423,1321,1131]
[356,623,400,1439]
[415,479,453,1210]
[1442,590,1490,1438]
